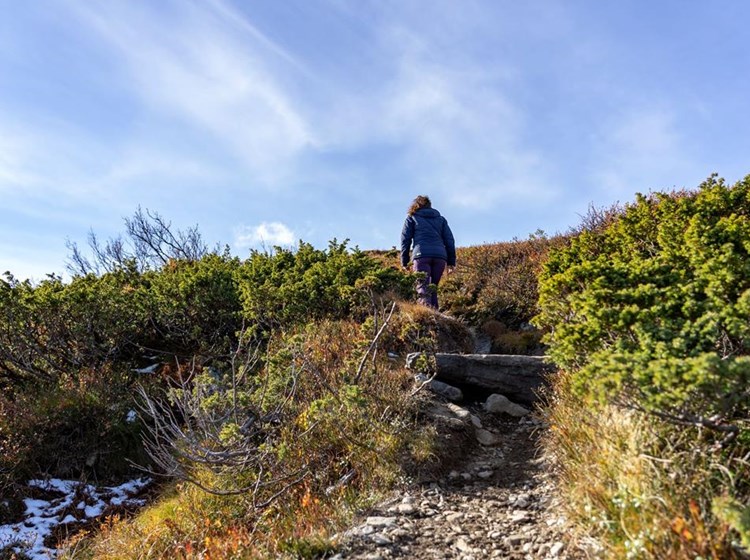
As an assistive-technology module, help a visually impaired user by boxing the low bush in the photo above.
[536,174,750,557]
[236,240,412,331]
[439,233,566,327]
[77,315,439,559]
[0,366,147,493]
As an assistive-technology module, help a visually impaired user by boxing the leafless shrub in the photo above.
[67,206,210,276]
[571,201,625,234]
[135,333,309,506]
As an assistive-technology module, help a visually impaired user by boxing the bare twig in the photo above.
[355,301,396,383]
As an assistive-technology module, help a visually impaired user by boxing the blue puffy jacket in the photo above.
[400,208,456,267]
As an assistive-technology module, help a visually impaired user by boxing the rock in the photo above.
[407,352,552,405]
[477,470,493,479]
[484,394,530,417]
[514,494,531,508]
[429,379,464,401]
[366,516,397,527]
[506,534,524,546]
[427,403,471,428]
[550,541,565,556]
[395,503,415,515]
[470,414,483,428]
[370,533,391,546]
[455,537,471,552]
[475,428,500,446]
[445,402,471,419]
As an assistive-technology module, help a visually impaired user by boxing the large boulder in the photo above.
[407,353,553,405]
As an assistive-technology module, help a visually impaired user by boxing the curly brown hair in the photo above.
[408,195,432,215]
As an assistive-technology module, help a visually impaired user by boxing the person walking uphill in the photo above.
[400,196,456,309]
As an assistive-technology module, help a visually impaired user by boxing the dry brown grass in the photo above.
[542,372,739,559]
[382,301,475,355]
[439,235,568,327]
[70,314,450,560]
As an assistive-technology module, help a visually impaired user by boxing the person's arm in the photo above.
[400,217,414,268]
[442,218,456,269]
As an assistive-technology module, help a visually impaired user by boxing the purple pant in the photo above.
[413,257,447,309]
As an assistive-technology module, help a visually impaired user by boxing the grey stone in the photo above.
[506,534,524,546]
[429,379,464,401]
[445,512,464,522]
[396,503,416,514]
[407,352,551,405]
[484,394,530,417]
[366,516,397,527]
[370,533,392,546]
[475,428,500,446]
[510,510,530,523]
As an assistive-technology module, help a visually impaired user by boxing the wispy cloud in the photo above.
[0,117,103,198]
[590,107,696,196]
[234,222,295,248]
[383,27,555,208]
[309,12,557,211]
[0,128,37,188]
[70,0,315,183]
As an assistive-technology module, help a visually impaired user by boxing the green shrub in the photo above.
[0,269,148,388]
[236,240,411,330]
[536,174,750,558]
[536,175,750,416]
[143,253,243,355]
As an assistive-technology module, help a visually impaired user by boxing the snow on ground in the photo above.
[0,477,151,559]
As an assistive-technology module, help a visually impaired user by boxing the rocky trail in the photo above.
[333,330,587,560]
[334,408,585,560]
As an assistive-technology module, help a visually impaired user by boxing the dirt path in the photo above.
[333,409,585,560]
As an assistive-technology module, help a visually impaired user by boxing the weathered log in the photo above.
[406,353,554,405]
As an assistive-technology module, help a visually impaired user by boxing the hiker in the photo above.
[400,195,456,309]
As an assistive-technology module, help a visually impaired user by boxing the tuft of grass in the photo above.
[379,301,475,356]
[542,371,741,559]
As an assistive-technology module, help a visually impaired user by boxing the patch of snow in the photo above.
[0,477,151,559]
[83,504,104,518]
[132,363,159,374]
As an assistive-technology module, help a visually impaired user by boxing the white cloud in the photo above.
[234,222,295,248]
[376,25,556,208]
[70,0,315,183]
[0,118,105,198]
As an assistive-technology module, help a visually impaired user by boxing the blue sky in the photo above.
[2,0,749,281]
